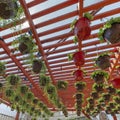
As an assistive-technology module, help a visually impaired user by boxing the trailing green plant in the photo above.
[98,17,120,42]
[90,91,99,99]
[25,91,34,101]
[39,74,51,87]
[0,62,6,75]
[6,74,21,87]
[116,89,120,96]
[19,85,28,95]
[57,80,68,90]
[75,81,86,91]
[92,83,104,93]
[5,88,15,98]
[105,85,116,94]
[101,93,111,101]
[113,96,120,103]
[91,70,109,83]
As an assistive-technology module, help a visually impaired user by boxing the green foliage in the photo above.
[0,62,6,75]
[19,85,28,95]
[5,88,14,98]
[6,74,21,86]
[0,83,3,88]
[25,91,34,101]
[39,74,51,87]
[91,70,109,80]
[84,12,94,20]
[57,80,68,90]
[98,17,120,42]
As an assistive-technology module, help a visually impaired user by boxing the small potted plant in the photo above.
[6,74,21,87]
[74,92,84,100]
[95,53,111,70]
[32,98,39,105]
[90,91,99,99]
[92,83,104,93]
[106,85,116,94]
[68,51,85,67]
[25,92,34,101]
[45,84,57,95]
[98,17,120,44]
[71,12,93,40]
[87,97,94,105]
[101,93,111,102]
[0,0,19,19]
[0,62,6,75]
[39,74,50,87]
[15,34,36,54]
[75,81,86,91]
[5,88,14,98]
[91,70,109,84]
[19,85,28,95]
[32,59,46,74]
[113,96,120,104]
[56,80,68,90]
[73,69,84,81]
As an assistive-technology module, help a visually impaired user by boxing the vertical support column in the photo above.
[15,112,19,120]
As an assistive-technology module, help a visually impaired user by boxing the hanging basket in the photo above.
[73,51,85,67]
[32,59,43,74]
[0,0,18,19]
[75,81,86,91]
[73,69,83,81]
[95,54,111,70]
[103,23,120,44]
[73,17,91,40]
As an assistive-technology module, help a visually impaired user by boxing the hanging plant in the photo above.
[5,88,14,98]
[106,85,116,94]
[92,83,104,93]
[39,74,50,87]
[68,51,85,67]
[98,17,120,44]
[91,70,109,84]
[15,34,36,54]
[73,69,84,81]
[45,84,57,95]
[32,59,46,74]
[19,85,28,95]
[32,98,38,105]
[113,96,120,104]
[101,93,111,102]
[111,77,120,89]
[74,92,84,100]
[25,92,34,101]
[75,81,86,91]
[61,106,68,117]
[0,62,6,75]
[95,53,111,70]
[97,98,105,106]
[0,0,21,20]
[90,91,99,99]
[56,80,68,90]
[13,94,21,103]
[87,97,94,105]
[6,74,21,87]
[71,12,93,40]
[116,90,120,96]
[108,102,116,108]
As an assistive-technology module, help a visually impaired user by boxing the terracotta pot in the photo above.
[73,69,83,81]
[103,23,120,44]
[111,77,120,89]
[74,17,91,40]
[95,55,111,70]
[73,51,85,67]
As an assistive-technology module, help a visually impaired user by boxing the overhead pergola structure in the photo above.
[0,0,120,119]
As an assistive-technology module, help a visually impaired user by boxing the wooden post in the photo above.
[15,112,19,120]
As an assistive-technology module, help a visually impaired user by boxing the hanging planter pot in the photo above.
[0,0,18,19]
[95,53,111,70]
[56,80,68,90]
[106,85,116,94]
[75,81,86,91]
[17,34,35,54]
[98,17,120,44]
[39,74,50,87]
[87,97,94,105]
[111,77,120,89]
[32,59,44,74]
[45,84,56,95]
[19,85,28,95]
[91,91,99,99]
[71,12,93,40]
[5,88,14,98]
[6,74,21,87]
[91,70,109,84]
[74,92,83,100]
[73,69,84,81]
[92,83,104,93]
[102,93,111,102]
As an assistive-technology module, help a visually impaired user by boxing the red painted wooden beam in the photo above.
[15,112,19,120]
